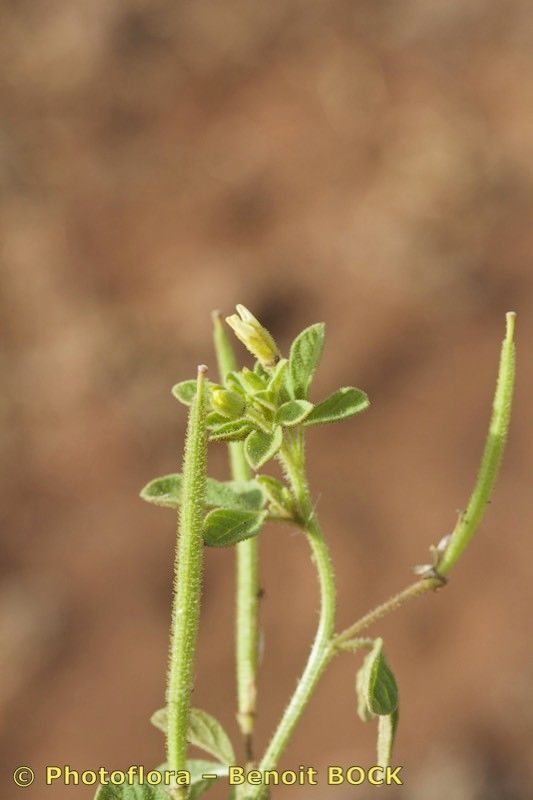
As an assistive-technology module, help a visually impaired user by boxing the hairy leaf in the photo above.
[151,708,234,765]
[304,387,369,426]
[208,419,253,442]
[203,508,267,546]
[187,760,229,798]
[239,367,266,394]
[256,475,294,517]
[151,761,229,800]
[244,426,283,470]
[289,323,325,399]
[253,390,277,411]
[224,372,246,396]
[206,412,228,428]
[355,639,399,769]
[275,400,314,427]
[172,380,199,406]
[172,380,220,406]
[94,784,169,800]
[267,358,289,398]
[140,475,264,512]
[357,638,398,716]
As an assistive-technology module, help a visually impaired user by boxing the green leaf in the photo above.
[254,361,270,381]
[210,480,265,511]
[239,367,266,394]
[289,323,325,399]
[304,387,369,426]
[94,783,169,800]
[150,707,167,733]
[172,380,199,406]
[357,638,398,717]
[151,761,229,800]
[378,708,399,769]
[208,419,253,442]
[355,639,400,769]
[275,400,314,426]
[187,760,229,798]
[224,372,246,396]
[188,709,235,764]
[253,390,277,411]
[256,475,294,517]
[206,412,228,428]
[172,380,221,406]
[140,475,264,511]
[203,508,267,546]
[151,708,235,765]
[267,358,289,398]
[244,426,283,470]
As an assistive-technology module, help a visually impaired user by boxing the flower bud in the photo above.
[226,304,280,369]
[210,389,246,420]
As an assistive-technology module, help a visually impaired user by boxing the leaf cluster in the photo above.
[141,321,369,548]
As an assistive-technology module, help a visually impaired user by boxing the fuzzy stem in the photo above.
[166,365,208,796]
[213,312,259,760]
[247,431,336,799]
[333,577,444,649]
[438,312,516,575]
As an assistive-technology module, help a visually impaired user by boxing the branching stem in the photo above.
[246,313,515,796]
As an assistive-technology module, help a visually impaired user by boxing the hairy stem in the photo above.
[333,577,444,649]
[213,312,259,760]
[247,431,336,799]
[166,365,208,796]
[438,312,516,575]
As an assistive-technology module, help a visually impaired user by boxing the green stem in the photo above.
[213,312,259,760]
[247,431,336,799]
[333,577,444,649]
[438,312,516,576]
[166,365,208,797]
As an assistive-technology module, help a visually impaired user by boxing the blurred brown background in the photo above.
[1,1,532,798]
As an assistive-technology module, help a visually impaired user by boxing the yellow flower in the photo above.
[225,304,280,368]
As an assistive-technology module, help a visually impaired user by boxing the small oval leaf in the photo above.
[172,380,220,406]
[304,387,369,426]
[151,761,229,799]
[208,419,253,442]
[358,638,398,716]
[140,475,265,512]
[203,508,267,546]
[188,709,235,765]
[187,760,229,797]
[244,426,283,470]
[95,783,170,800]
[256,475,294,517]
[151,708,235,765]
[275,400,314,427]
[172,379,198,406]
[355,638,400,769]
[289,323,325,399]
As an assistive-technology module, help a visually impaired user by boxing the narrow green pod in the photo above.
[438,312,516,576]
[166,365,208,781]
